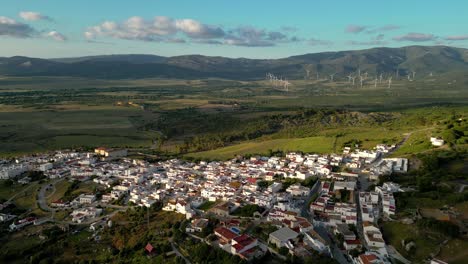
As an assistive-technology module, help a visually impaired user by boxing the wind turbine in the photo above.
[379,73,383,84]
[284,80,291,92]
[330,73,336,82]
[412,71,416,80]
[388,77,393,88]
[306,69,310,80]
[359,76,364,88]
[374,79,378,88]
[347,75,353,83]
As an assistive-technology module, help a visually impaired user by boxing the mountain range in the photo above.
[1,46,468,80]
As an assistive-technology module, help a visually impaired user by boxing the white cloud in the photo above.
[378,25,401,31]
[84,16,220,42]
[345,24,367,33]
[46,31,66,41]
[393,32,436,42]
[348,40,388,46]
[308,38,332,46]
[19,11,52,22]
[175,19,224,38]
[85,16,299,47]
[366,25,401,34]
[445,35,468,41]
[0,16,36,38]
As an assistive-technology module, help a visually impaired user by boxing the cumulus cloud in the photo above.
[85,16,299,47]
[366,25,401,34]
[46,31,66,41]
[378,25,401,31]
[445,35,468,41]
[84,16,222,42]
[0,16,66,42]
[375,34,385,41]
[0,16,36,37]
[175,19,224,39]
[308,38,332,46]
[345,24,367,33]
[19,11,52,22]
[347,33,387,46]
[223,26,301,47]
[223,26,276,47]
[393,32,436,42]
[348,40,388,46]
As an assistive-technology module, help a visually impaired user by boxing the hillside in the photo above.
[1,46,468,79]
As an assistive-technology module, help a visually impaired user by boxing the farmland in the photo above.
[186,136,335,160]
[0,75,466,158]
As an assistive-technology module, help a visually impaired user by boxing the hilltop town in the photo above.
[0,142,427,263]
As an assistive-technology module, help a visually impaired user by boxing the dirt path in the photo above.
[389,126,435,155]
[6,183,37,203]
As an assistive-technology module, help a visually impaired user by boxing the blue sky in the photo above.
[1,0,468,58]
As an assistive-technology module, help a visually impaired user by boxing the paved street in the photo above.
[315,225,350,264]
[170,238,191,264]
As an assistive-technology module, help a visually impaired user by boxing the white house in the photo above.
[363,223,385,249]
[430,137,444,147]
[0,164,31,179]
[286,183,310,196]
[231,234,258,255]
[268,182,282,193]
[268,227,299,248]
[38,163,53,172]
[79,194,96,204]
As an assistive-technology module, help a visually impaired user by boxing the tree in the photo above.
[278,247,289,256]
[2,179,13,187]
[257,181,269,189]
[233,204,260,217]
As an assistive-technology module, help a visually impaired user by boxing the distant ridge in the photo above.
[1,46,468,80]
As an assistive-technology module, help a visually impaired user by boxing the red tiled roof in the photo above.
[214,227,238,241]
[233,234,255,246]
[228,219,240,226]
[345,239,361,245]
[145,243,154,253]
[247,177,257,184]
[233,243,244,251]
[359,254,378,264]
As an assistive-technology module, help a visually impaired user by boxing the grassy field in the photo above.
[332,126,405,150]
[13,184,40,211]
[0,181,33,201]
[381,222,444,263]
[71,181,98,197]
[391,129,436,157]
[0,234,42,263]
[438,239,468,264]
[186,136,335,160]
[46,180,71,203]
[453,201,468,224]
[0,107,156,156]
